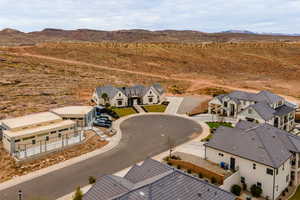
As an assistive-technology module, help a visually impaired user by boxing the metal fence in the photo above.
[13,132,85,160]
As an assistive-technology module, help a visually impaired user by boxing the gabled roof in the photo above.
[95,85,123,99]
[254,90,284,105]
[83,159,236,200]
[246,102,275,121]
[205,121,295,168]
[274,104,295,116]
[95,84,164,99]
[216,90,284,105]
[124,158,172,184]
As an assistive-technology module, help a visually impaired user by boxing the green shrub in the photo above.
[73,187,83,200]
[231,184,242,196]
[250,184,262,197]
[89,176,96,184]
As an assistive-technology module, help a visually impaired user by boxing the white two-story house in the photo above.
[208,90,296,131]
[92,83,165,107]
[204,120,300,200]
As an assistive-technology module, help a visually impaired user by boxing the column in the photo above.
[295,153,299,186]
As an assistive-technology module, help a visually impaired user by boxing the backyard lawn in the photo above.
[290,186,300,200]
[206,122,233,129]
[111,107,137,117]
[142,104,167,113]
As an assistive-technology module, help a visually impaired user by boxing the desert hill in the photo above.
[1,28,300,46]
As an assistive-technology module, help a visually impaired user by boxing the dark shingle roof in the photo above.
[83,159,236,200]
[95,84,164,99]
[124,158,172,184]
[205,121,294,168]
[247,102,275,121]
[274,104,295,116]
[254,91,284,105]
[95,85,123,99]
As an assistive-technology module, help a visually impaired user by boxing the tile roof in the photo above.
[205,121,295,168]
[83,159,236,200]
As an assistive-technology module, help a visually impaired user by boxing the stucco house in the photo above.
[83,158,236,200]
[0,112,82,160]
[92,83,165,107]
[204,120,300,200]
[208,90,296,131]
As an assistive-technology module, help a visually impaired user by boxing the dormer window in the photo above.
[119,93,121,97]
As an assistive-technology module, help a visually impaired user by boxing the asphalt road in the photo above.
[0,114,202,200]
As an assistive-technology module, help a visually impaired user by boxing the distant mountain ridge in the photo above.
[0,28,300,46]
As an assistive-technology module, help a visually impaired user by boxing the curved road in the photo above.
[0,114,202,200]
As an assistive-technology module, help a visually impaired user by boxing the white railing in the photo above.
[192,114,238,124]
[14,133,85,160]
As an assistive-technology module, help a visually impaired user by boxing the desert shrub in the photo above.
[250,184,262,197]
[177,165,181,169]
[73,187,83,200]
[167,161,172,166]
[187,169,192,174]
[89,176,96,184]
[231,184,242,196]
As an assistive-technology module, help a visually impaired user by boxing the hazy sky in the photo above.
[0,0,300,33]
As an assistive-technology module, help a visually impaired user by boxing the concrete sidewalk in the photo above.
[165,96,184,114]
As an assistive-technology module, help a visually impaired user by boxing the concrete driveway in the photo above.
[0,114,202,200]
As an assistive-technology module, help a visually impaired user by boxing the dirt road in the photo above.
[8,52,300,105]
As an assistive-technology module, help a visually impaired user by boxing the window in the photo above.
[59,128,69,132]
[241,177,245,184]
[218,153,224,157]
[224,102,228,107]
[248,109,252,114]
[118,100,123,106]
[51,131,56,134]
[32,140,36,145]
[282,163,285,170]
[257,182,262,188]
[266,168,274,175]
[14,139,20,143]
[276,185,279,192]
[46,136,49,141]
[150,91,152,94]
[58,133,62,138]
[253,163,256,170]
[149,97,153,103]
[119,93,121,97]
[286,175,289,183]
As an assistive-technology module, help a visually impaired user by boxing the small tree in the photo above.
[250,184,262,197]
[101,93,109,102]
[231,184,242,196]
[73,187,83,200]
[89,176,96,184]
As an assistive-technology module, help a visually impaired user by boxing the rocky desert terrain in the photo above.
[0,40,300,119]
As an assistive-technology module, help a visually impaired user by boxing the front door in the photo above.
[230,157,236,170]
[133,99,138,105]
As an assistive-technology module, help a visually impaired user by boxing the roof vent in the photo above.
[139,191,145,196]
